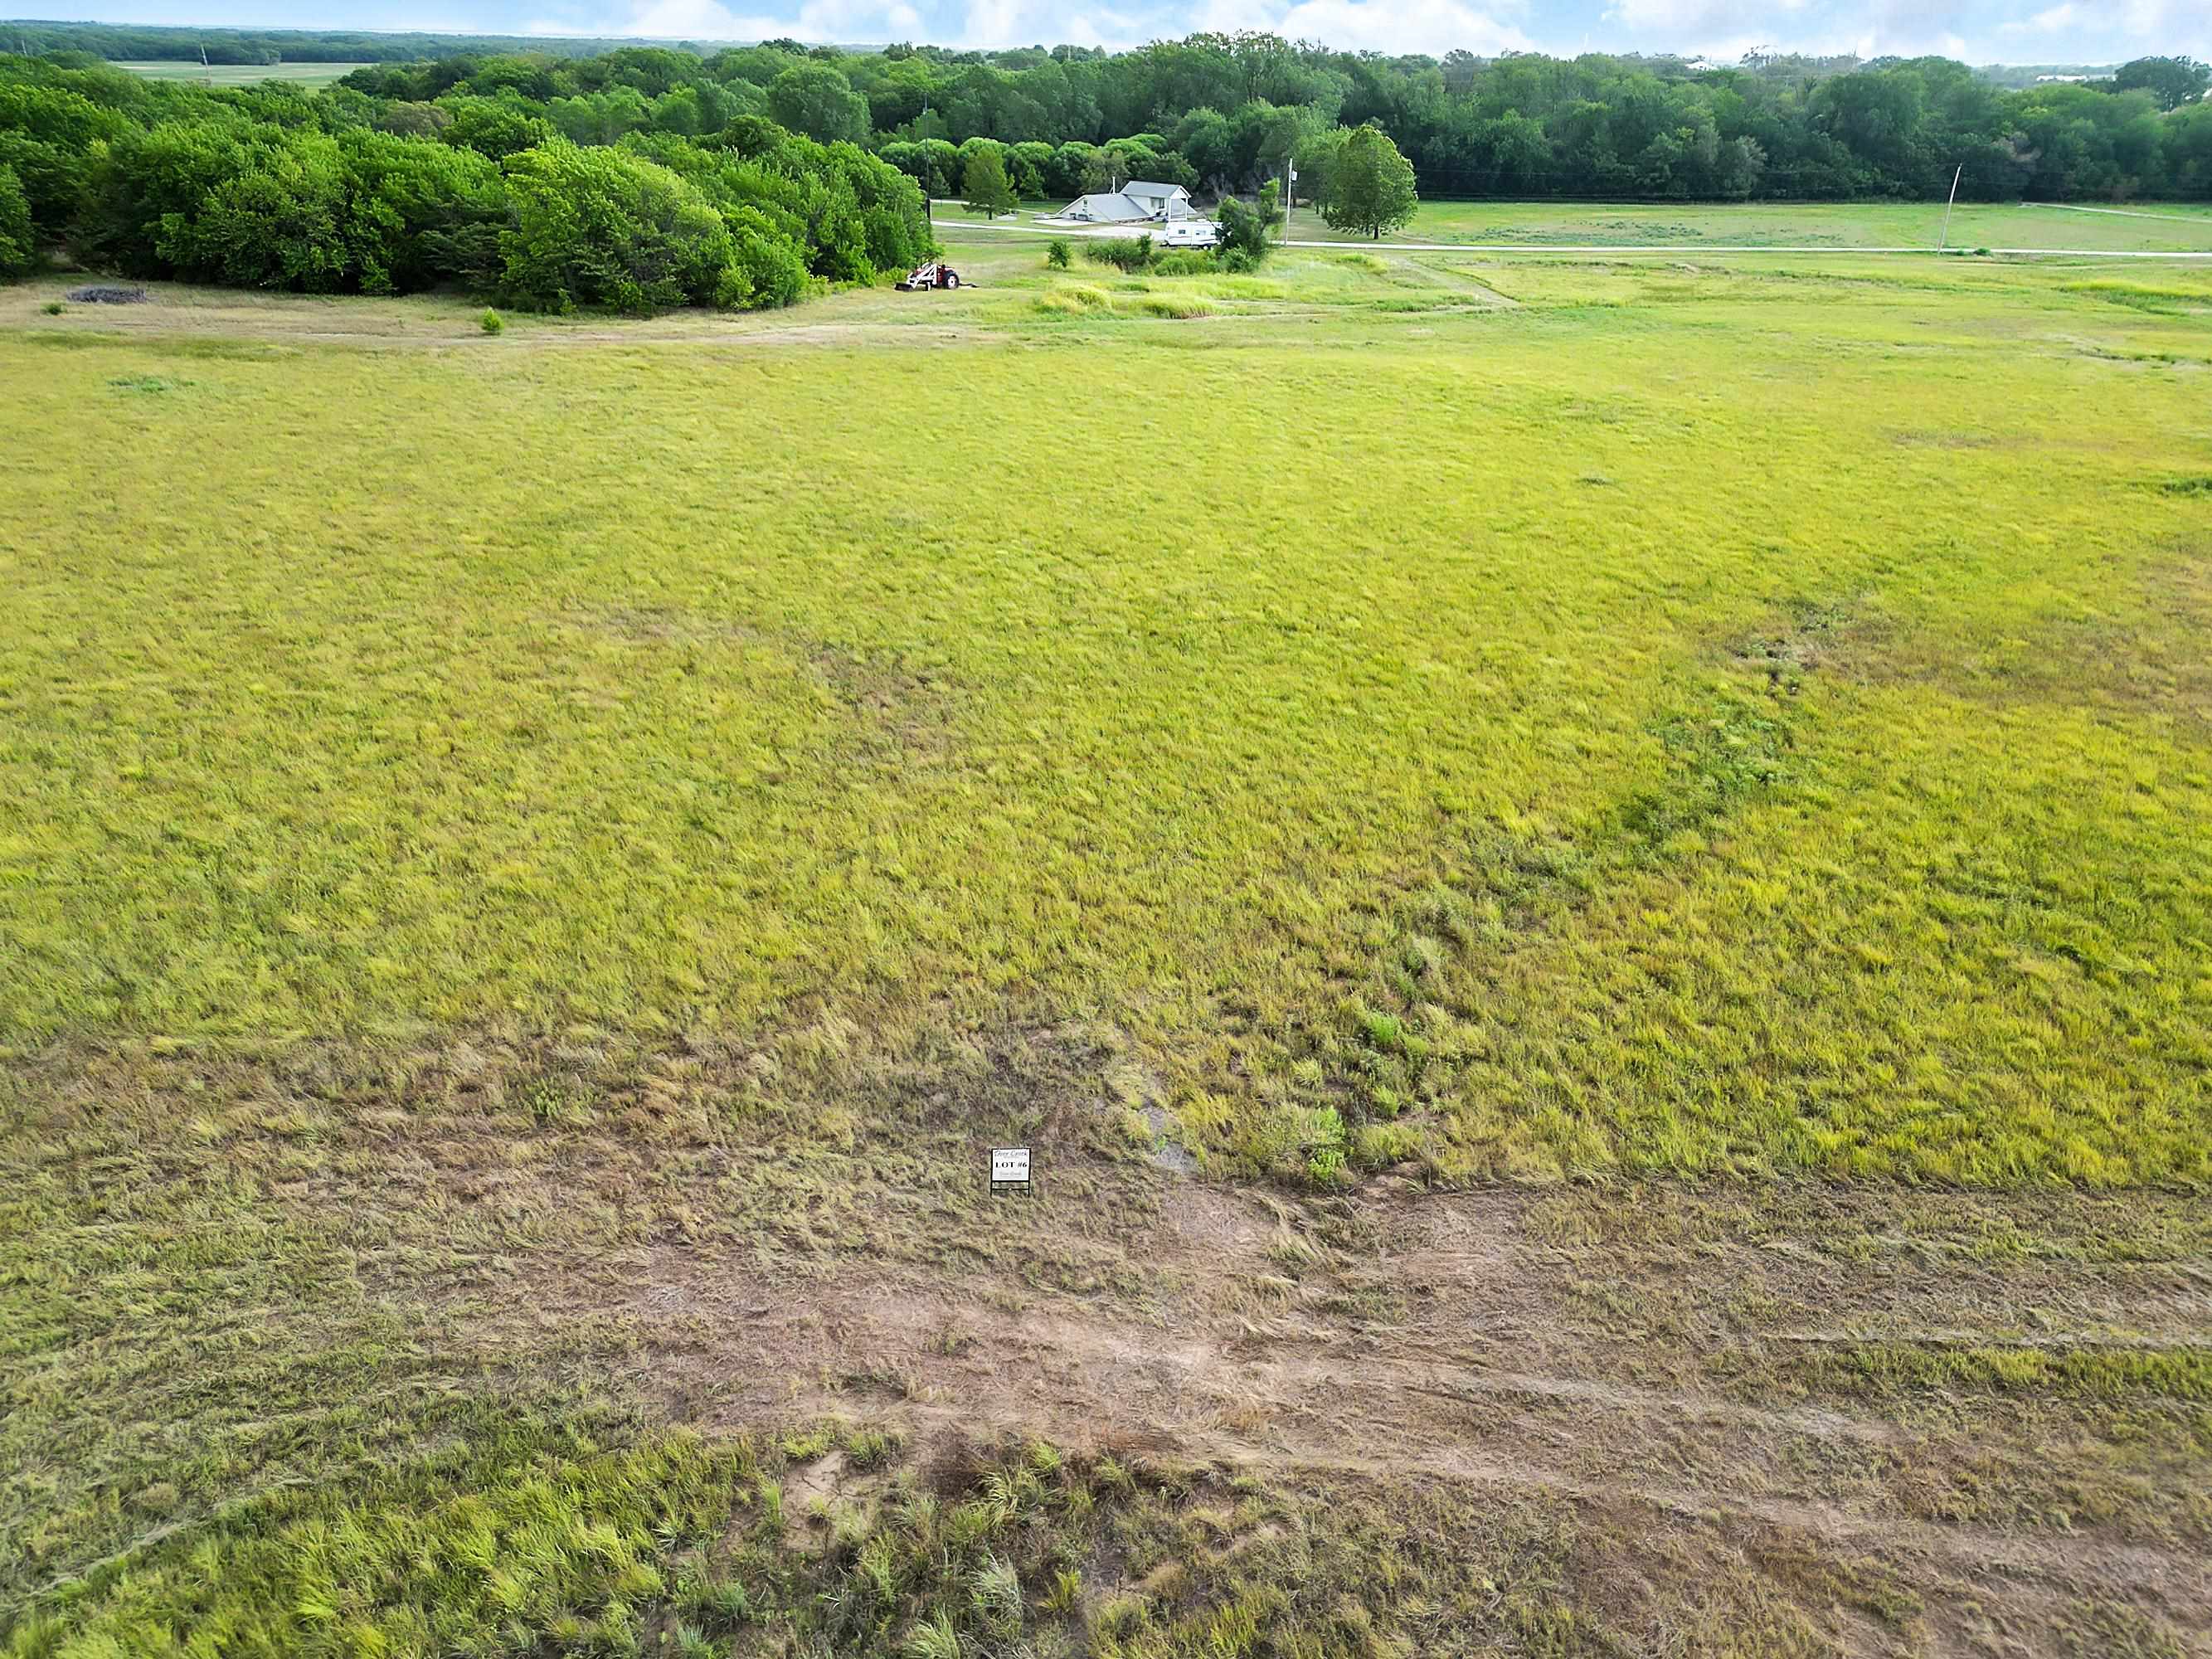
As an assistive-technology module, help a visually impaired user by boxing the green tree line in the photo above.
[5,35,2210,297]
[0,51,931,305]
[16,27,2212,205]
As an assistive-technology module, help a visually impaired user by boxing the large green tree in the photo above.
[1317,124,1415,241]
[2112,56,2210,113]
[962,146,1017,217]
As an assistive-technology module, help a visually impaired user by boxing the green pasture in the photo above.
[1281,196,2212,251]
[3,241,2210,1187]
[111,60,368,89]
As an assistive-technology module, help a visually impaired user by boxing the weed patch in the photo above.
[4,1426,2025,1659]
[106,374,190,394]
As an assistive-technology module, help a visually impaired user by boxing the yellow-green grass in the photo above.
[2,1425,1987,1659]
[2,241,2210,1189]
[1281,197,2212,252]
[109,60,370,89]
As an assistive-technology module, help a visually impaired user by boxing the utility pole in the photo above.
[1938,163,1962,252]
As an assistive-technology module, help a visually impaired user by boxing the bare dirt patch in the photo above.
[10,1033,2210,1651]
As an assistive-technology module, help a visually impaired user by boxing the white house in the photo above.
[1048,181,1194,225]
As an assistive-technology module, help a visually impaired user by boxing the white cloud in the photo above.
[537,0,922,39]
[1276,0,1529,51]
[1180,0,1529,53]
[514,0,2210,59]
[2119,0,2212,48]
[1605,0,1803,32]
[2000,2,2077,33]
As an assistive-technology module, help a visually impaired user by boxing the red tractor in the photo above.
[897,259,964,291]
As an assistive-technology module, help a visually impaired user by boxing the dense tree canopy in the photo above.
[0,51,929,312]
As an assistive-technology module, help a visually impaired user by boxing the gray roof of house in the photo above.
[1121,181,1189,199]
[1061,192,1150,220]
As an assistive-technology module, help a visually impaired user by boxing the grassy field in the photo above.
[1280,197,2212,251]
[7,239,2209,1186]
[111,60,369,89]
[4,220,2212,1655]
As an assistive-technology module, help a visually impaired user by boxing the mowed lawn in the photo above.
[2,247,2209,1185]
[1283,197,2212,251]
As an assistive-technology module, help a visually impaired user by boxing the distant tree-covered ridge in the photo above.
[0,21,662,64]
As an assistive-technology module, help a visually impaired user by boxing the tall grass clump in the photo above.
[1034,283,1113,315]
[1133,293,1213,319]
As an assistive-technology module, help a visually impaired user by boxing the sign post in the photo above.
[989,1146,1033,1198]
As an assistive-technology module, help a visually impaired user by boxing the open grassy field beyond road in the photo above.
[109,60,371,89]
[2,224,2211,1658]
[1274,197,2212,251]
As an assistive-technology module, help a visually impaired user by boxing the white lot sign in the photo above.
[991,1147,1030,1184]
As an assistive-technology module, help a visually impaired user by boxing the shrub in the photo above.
[42,299,63,314]
[723,207,810,309]
[1215,183,1281,262]
[479,306,503,333]
[1082,233,1152,272]
[1044,236,1070,268]
[1151,249,1212,275]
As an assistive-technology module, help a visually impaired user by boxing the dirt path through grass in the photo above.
[433,1157,2212,1650]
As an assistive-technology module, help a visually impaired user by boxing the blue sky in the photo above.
[46,0,2210,65]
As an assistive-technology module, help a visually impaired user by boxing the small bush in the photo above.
[43,299,64,314]
[1082,234,1153,272]
[1151,250,1213,276]
[1220,246,1258,275]
[479,307,503,333]
[1045,237,1071,269]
